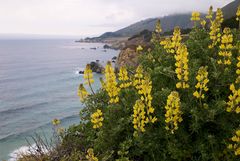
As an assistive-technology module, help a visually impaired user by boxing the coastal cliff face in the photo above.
[116,48,140,69]
[115,30,152,69]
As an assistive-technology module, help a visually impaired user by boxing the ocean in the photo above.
[0,39,119,160]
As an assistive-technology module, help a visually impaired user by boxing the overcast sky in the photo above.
[0,0,234,37]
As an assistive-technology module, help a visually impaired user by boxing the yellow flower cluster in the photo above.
[228,130,240,156]
[160,38,175,54]
[52,118,61,126]
[193,67,209,99]
[132,100,147,134]
[155,19,162,33]
[86,148,98,161]
[209,8,224,49]
[191,11,200,21]
[160,27,182,54]
[78,84,88,102]
[132,68,156,136]
[206,6,213,20]
[105,62,120,103]
[175,44,189,89]
[216,8,224,23]
[217,28,233,65]
[91,109,104,129]
[236,56,240,83]
[118,67,131,88]
[171,27,182,50]
[138,76,157,123]
[136,45,143,52]
[226,84,240,113]
[200,20,206,28]
[164,91,183,134]
[84,64,94,86]
[237,5,240,21]
[133,65,144,90]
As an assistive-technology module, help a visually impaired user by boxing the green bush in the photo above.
[59,8,240,161]
[19,7,240,161]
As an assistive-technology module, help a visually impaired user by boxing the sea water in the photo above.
[0,39,119,160]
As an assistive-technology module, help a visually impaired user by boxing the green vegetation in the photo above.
[18,5,240,161]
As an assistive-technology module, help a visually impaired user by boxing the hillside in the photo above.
[222,0,240,19]
[99,13,196,38]
[96,0,239,40]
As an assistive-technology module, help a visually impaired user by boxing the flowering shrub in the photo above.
[57,6,240,161]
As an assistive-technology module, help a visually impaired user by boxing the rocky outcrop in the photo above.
[115,30,153,69]
[89,60,104,73]
[116,48,140,69]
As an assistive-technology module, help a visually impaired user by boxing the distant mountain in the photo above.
[222,0,240,20]
[99,13,196,38]
[96,0,239,40]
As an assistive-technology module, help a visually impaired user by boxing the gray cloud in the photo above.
[0,0,234,36]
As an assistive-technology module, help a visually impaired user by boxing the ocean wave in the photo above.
[8,144,48,161]
[0,113,79,141]
[0,102,49,116]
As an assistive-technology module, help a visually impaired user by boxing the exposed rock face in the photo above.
[116,48,140,69]
[115,30,153,69]
[89,60,104,73]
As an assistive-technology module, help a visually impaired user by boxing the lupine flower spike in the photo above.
[217,28,233,65]
[86,148,98,161]
[175,44,189,89]
[165,91,183,134]
[227,130,240,156]
[226,84,240,113]
[91,109,104,129]
[193,66,209,101]
[105,62,120,103]
[78,84,88,102]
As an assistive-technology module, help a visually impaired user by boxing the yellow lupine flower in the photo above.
[137,76,157,124]
[193,66,209,100]
[84,64,94,86]
[175,44,189,89]
[133,65,144,90]
[217,28,233,65]
[78,84,88,102]
[164,91,183,134]
[237,5,240,21]
[226,84,240,114]
[191,11,200,21]
[201,20,206,28]
[228,130,240,156]
[236,55,240,83]
[86,148,98,161]
[209,8,223,49]
[105,62,120,103]
[206,6,213,20]
[132,100,147,135]
[160,27,182,54]
[155,19,162,33]
[171,26,182,50]
[216,8,224,23]
[136,45,143,52]
[160,38,175,54]
[52,118,61,126]
[91,109,104,129]
[118,67,131,88]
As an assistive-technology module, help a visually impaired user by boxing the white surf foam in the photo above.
[8,144,48,161]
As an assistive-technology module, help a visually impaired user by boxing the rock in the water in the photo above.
[112,56,117,60]
[103,44,111,49]
[89,60,104,73]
